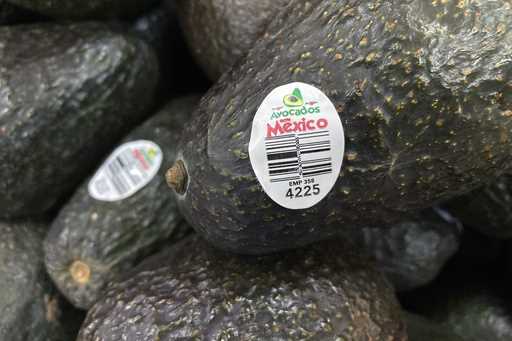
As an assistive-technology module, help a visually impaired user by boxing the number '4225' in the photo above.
[286,184,320,199]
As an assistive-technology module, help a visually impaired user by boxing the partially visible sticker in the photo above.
[88,140,163,202]
[249,82,345,210]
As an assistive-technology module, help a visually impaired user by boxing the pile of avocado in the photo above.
[1,0,512,340]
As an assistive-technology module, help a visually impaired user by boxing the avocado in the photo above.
[0,221,68,341]
[132,4,211,100]
[350,210,460,292]
[404,312,465,341]
[5,0,158,19]
[446,175,512,239]
[45,96,199,310]
[167,0,512,254]
[0,22,159,219]
[418,286,512,341]
[174,0,288,80]
[78,234,406,340]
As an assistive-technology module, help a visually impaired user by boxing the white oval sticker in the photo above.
[249,82,345,210]
[88,140,163,202]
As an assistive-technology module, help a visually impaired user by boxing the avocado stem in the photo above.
[69,260,91,285]
[166,160,188,194]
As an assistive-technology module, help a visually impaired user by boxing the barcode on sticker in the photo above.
[249,82,345,210]
[88,140,163,202]
[100,149,147,196]
[265,130,332,183]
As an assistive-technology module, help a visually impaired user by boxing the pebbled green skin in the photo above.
[175,0,289,80]
[175,0,512,254]
[45,96,199,310]
[447,175,512,239]
[404,312,465,341]
[350,210,460,292]
[5,0,157,19]
[0,22,159,219]
[78,234,406,341]
[0,221,67,341]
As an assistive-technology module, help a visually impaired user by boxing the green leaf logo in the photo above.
[283,88,304,107]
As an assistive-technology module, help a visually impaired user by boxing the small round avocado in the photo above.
[78,235,406,340]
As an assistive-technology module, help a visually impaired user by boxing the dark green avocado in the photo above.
[78,234,406,340]
[349,209,460,292]
[45,96,199,310]
[419,286,512,341]
[404,312,465,341]
[5,0,158,19]
[168,0,512,254]
[174,0,288,80]
[0,221,67,341]
[0,22,159,219]
[447,175,512,239]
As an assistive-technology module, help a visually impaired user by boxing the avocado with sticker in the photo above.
[45,96,199,309]
[166,0,512,254]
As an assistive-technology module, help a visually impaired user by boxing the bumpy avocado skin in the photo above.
[351,211,460,291]
[447,175,512,239]
[175,0,288,80]
[45,96,199,310]
[5,0,157,19]
[404,312,465,341]
[0,221,68,341]
[175,0,512,254]
[78,234,406,341]
[0,22,159,219]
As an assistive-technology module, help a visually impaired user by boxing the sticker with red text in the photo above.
[88,140,163,202]
[249,82,344,210]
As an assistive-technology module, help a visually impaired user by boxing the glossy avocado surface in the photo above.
[78,234,406,341]
[171,0,512,254]
[45,96,199,310]
[0,22,159,219]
